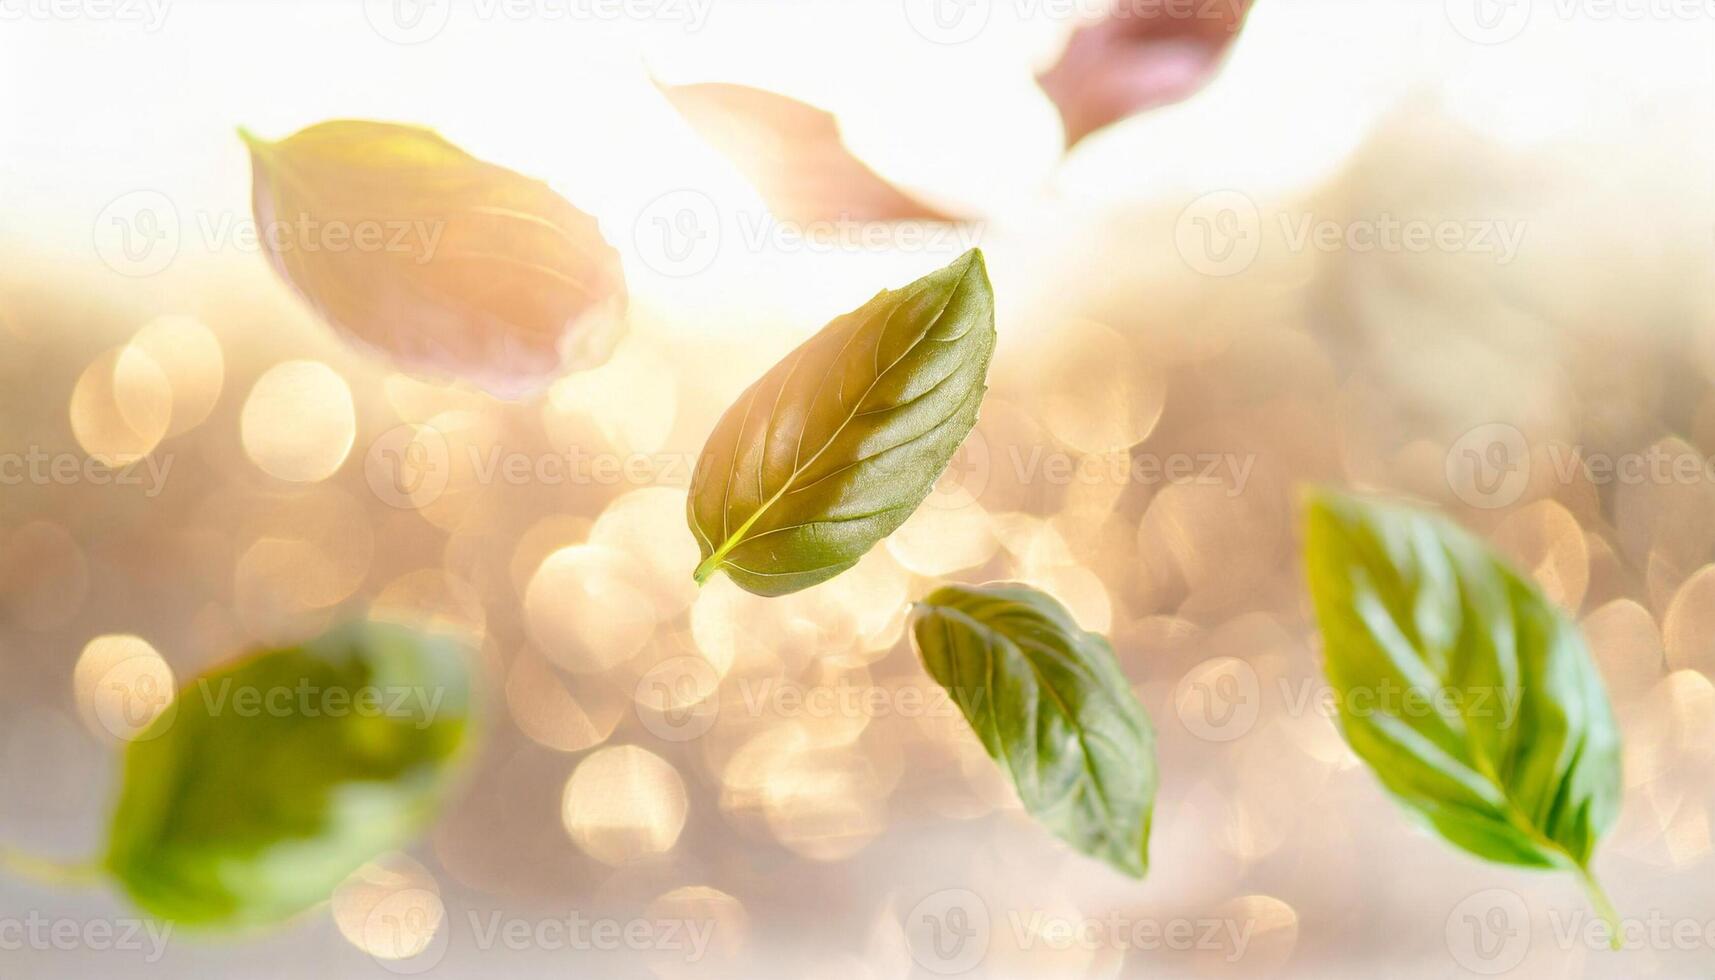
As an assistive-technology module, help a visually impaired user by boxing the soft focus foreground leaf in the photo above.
[1037,1,1253,147]
[658,81,961,222]
[1304,491,1622,916]
[912,582,1156,877]
[687,249,995,596]
[242,120,626,398]
[105,621,474,930]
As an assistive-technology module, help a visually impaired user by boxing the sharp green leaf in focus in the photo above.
[687,249,996,597]
[105,621,475,930]
[911,582,1156,877]
[1303,490,1623,936]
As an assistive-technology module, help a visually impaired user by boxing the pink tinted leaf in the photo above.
[1038,0,1254,147]
[658,81,961,223]
[242,120,627,399]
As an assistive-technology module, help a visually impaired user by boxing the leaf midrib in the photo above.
[694,264,974,581]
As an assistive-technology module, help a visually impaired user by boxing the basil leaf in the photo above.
[241,120,626,399]
[1304,491,1623,920]
[658,81,962,222]
[105,621,474,930]
[688,249,996,596]
[911,582,1156,877]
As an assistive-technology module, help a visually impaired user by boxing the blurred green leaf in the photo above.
[105,621,475,930]
[911,582,1156,877]
[1304,490,1623,928]
[688,249,995,596]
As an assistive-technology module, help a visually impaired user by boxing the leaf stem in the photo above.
[0,844,104,889]
[692,552,722,586]
[1575,865,1623,950]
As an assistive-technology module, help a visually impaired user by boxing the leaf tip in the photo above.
[236,126,271,154]
[953,246,987,279]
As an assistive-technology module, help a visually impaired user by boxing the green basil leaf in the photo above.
[911,582,1156,877]
[241,120,627,399]
[1304,490,1622,919]
[105,621,475,930]
[688,249,996,596]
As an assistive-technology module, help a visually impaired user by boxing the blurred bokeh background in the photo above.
[1,0,1713,976]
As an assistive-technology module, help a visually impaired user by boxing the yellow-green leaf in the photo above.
[1304,490,1623,933]
[686,249,996,596]
[241,120,626,398]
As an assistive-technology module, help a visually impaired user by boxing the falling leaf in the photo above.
[1037,1,1253,147]
[688,250,995,596]
[105,621,475,930]
[242,120,627,399]
[1304,490,1624,940]
[658,81,960,223]
[912,582,1157,877]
